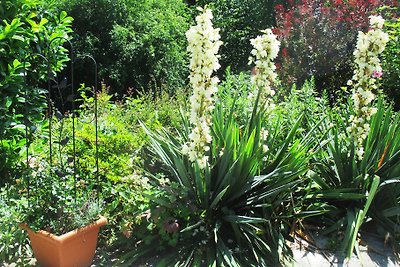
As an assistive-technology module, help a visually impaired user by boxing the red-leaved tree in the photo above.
[274,0,398,100]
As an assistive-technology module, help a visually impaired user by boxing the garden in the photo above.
[0,0,400,266]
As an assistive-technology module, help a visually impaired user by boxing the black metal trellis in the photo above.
[23,38,100,206]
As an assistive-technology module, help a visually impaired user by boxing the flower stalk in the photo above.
[248,29,280,111]
[182,7,222,169]
[347,15,389,160]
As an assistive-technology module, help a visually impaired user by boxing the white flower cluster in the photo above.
[248,29,280,110]
[346,15,389,160]
[182,7,222,169]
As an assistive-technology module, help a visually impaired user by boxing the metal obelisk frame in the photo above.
[23,38,100,205]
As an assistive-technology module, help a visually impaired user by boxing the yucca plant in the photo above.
[118,8,316,266]
[308,97,400,258]
[121,88,314,266]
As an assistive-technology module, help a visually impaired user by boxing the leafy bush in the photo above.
[274,0,397,98]
[52,0,191,95]
[201,0,276,72]
[66,83,186,182]
[32,84,187,250]
[278,77,331,136]
[0,185,30,263]
[103,173,193,255]
[0,0,73,184]
[216,69,254,124]
[18,117,104,236]
[22,169,104,235]
[381,11,400,110]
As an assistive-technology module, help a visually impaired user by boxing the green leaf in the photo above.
[224,215,267,224]
[12,59,21,68]
[5,97,12,108]
[39,18,48,26]
[11,34,24,42]
[210,185,229,209]
[345,175,380,258]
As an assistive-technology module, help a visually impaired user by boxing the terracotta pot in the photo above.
[21,216,107,267]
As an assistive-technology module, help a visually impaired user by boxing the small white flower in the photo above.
[263,145,269,153]
[369,15,385,29]
[219,147,225,157]
[356,147,365,161]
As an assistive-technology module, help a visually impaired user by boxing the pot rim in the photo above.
[20,215,107,244]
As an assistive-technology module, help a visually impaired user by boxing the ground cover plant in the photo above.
[0,185,30,263]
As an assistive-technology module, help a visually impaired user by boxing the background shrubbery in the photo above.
[22,0,398,107]
[196,0,277,72]
[381,12,400,110]
[50,0,191,95]
[273,0,398,101]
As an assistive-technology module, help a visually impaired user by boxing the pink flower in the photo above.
[163,218,179,234]
[275,4,284,13]
[123,229,132,238]
[282,47,288,58]
[372,70,383,78]
[251,67,257,76]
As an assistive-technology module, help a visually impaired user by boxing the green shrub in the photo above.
[217,69,253,121]
[0,185,30,263]
[15,111,105,236]
[65,84,186,183]
[0,0,73,184]
[21,161,104,236]
[278,78,331,135]
[381,12,400,110]
[102,173,193,254]
[36,84,187,250]
[195,0,276,72]
[52,0,191,95]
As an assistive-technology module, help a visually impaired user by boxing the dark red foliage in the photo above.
[274,0,398,96]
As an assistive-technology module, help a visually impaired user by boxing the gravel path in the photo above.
[291,233,399,267]
[3,234,399,266]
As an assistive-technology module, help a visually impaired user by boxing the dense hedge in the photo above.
[51,0,191,96]
[200,0,277,72]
